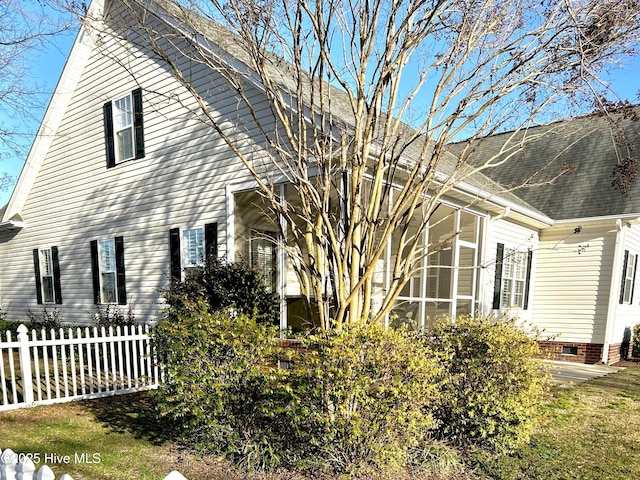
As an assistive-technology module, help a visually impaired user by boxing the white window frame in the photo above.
[623,252,637,304]
[98,239,118,304]
[181,226,205,276]
[39,248,56,304]
[501,248,528,309]
[113,93,134,162]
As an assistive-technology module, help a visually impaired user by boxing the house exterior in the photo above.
[0,0,636,363]
[459,111,640,364]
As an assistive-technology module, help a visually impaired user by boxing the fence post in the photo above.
[17,325,34,405]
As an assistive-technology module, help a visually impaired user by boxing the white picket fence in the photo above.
[0,448,186,480]
[0,324,161,411]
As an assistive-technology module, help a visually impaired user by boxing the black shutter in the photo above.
[90,240,101,304]
[169,228,182,280]
[523,250,533,310]
[132,88,145,159]
[492,243,504,310]
[620,250,630,304]
[115,236,127,305]
[51,246,63,305]
[103,101,116,168]
[33,249,43,305]
[205,222,218,261]
[631,254,639,304]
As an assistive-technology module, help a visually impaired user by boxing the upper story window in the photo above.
[492,243,533,311]
[90,237,127,305]
[620,250,638,305]
[32,247,62,305]
[169,223,218,281]
[103,88,145,168]
[114,94,134,161]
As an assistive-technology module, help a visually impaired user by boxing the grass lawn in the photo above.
[1,363,639,479]
[474,361,640,480]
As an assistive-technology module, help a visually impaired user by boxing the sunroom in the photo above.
[228,183,486,332]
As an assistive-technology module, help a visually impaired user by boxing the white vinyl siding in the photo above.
[533,224,615,344]
[0,18,253,323]
[612,226,640,345]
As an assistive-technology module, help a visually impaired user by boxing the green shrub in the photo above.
[93,304,136,329]
[287,323,442,475]
[163,257,280,326]
[153,303,288,469]
[153,310,443,475]
[633,323,640,358]
[0,319,22,338]
[425,314,550,451]
[26,307,63,331]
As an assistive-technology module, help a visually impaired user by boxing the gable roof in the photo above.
[1,0,553,230]
[454,107,640,221]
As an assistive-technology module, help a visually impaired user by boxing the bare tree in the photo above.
[0,1,73,193]
[82,0,640,329]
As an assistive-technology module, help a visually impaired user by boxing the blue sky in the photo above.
[1,16,640,208]
[0,12,77,208]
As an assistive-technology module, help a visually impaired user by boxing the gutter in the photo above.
[0,219,25,233]
[554,214,640,227]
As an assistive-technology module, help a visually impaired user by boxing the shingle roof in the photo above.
[451,108,640,220]
[146,0,547,219]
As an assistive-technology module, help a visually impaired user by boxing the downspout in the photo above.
[602,219,625,364]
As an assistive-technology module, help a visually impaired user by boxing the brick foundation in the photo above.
[537,340,632,365]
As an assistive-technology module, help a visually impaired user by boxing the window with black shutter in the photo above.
[33,247,62,305]
[103,88,145,168]
[90,237,127,305]
[169,223,218,281]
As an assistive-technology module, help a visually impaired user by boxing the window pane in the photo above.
[502,278,513,307]
[114,96,132,129]
[116,129,134,160]
[514,280,525,308]
[99,240,116,272]
[514,251,527,280]
[391,300,422,330]
[42,277,55,303]
[182,228,204,266]
[457,246,475,296]
[425,301,451,326]
[102,272,117,304]
[624,255,635,303]
[458,211,478,243]
[251,235,277,293]
[426,249,452,299]
[114,95,133,161]
[99,239,117,304]
[40,249,53,276]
